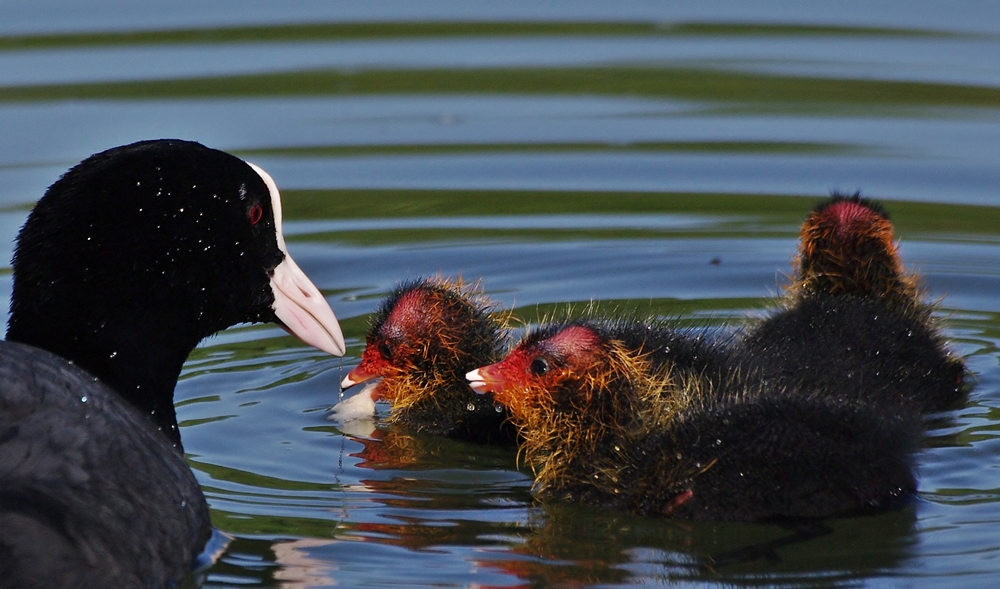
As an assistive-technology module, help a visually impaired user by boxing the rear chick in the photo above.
[737,193,965,413]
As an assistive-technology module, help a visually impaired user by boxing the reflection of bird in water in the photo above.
[471,502,917,585]
[271,538,340,589]
[337,277,517,444]
[347,430,445,470]
[330,429,529,555]
[736,193,966,413]
[470,317,920,522]
[346,427,520,476]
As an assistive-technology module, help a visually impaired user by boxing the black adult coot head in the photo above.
[7,139,345,447]
[0,139,345,588]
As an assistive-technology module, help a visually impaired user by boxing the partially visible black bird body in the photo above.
[736,193,965,414]
[0,139,345,588]
[469,317,920,522]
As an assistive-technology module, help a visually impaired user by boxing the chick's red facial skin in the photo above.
[469,325,605,417]
[342,288,429,391]
[341,344,392,398]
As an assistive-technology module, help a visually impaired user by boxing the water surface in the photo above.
[2,2,1000,587]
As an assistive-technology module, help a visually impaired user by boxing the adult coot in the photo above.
[0,140,345,588]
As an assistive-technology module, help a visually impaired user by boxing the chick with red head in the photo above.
[339,277,516,444]
[470,317,920,522]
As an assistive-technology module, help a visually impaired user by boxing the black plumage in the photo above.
[0,139,343,588]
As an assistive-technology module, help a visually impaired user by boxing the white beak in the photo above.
[249,161,345,357]
[270,255,346,357]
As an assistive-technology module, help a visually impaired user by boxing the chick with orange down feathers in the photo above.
[469,317,920,522]
[737,193,966,413]
[340,277,516,444]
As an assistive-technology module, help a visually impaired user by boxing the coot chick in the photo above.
[0,140,345,588]
[738,193,965,413]
[469,319,919,522]
[339,277,516,444]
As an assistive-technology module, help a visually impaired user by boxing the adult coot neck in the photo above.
[7,301,209,451]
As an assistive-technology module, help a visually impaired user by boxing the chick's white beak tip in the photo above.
[466,369,488,394]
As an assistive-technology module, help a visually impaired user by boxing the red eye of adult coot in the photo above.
[249,204,263,225]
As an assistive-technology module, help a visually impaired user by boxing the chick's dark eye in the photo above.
[249,204,263,225]
[530,357,550,376]
[378,341,393,361]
